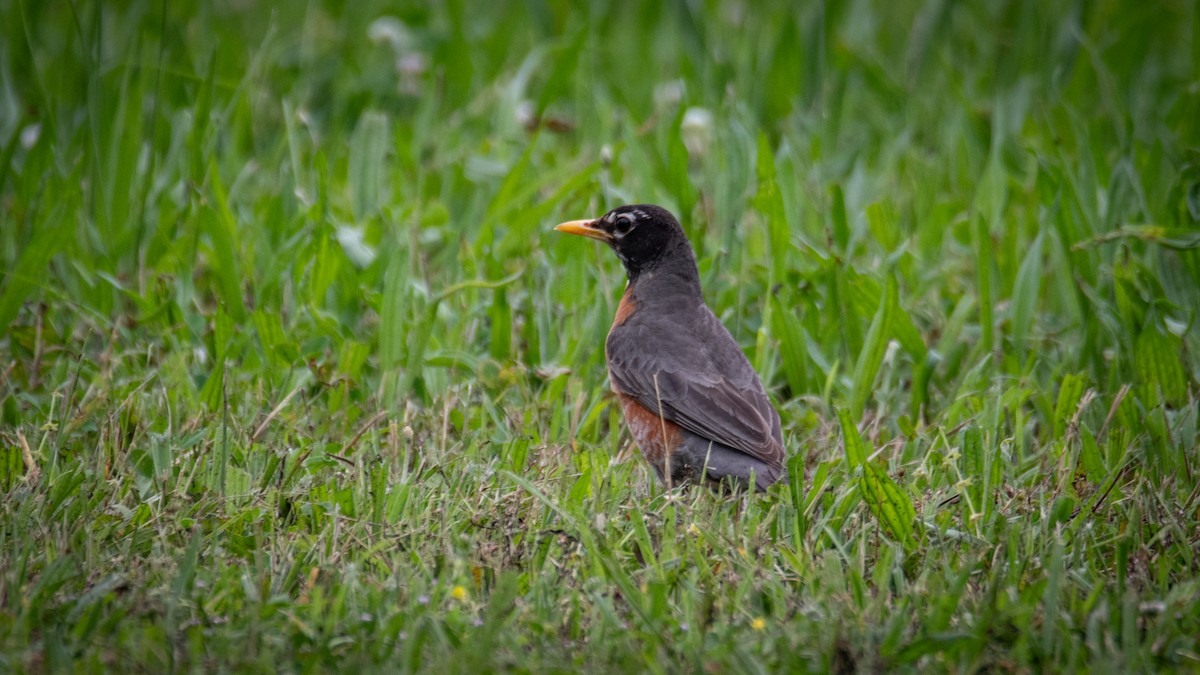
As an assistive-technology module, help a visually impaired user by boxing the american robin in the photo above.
[555,205,787,491]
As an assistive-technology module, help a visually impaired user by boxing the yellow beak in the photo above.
[554,219,612,242]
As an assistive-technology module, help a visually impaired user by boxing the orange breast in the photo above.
[612,286,638,328]
[609,285,685,481]
[615,393,682,474]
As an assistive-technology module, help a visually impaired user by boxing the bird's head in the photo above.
[554,204,692,280]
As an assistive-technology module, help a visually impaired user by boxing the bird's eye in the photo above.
[612,217,635,238]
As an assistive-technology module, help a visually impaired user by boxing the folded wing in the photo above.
[607,306,785,469]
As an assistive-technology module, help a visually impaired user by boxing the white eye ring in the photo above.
[612,214,636,238]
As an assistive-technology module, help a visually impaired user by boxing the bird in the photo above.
[554,204,787,492]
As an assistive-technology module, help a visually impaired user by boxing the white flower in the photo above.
[654,79,685,107]
[368,17,410,49]
[681,107,714,157]
[20,123,41,149]
[515,100,536,128]
[336,226,377,267]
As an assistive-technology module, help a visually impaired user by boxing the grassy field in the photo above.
[2,0,1199,671]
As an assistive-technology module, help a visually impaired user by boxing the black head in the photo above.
[554,204,695,280]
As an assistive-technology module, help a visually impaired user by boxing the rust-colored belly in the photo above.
[615,392,681,477]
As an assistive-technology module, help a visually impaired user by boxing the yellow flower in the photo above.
[451,585,468,601]
[687,523,701,536]
[750,617,766,631]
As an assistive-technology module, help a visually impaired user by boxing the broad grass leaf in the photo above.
[0,205,67,336]
[1053,373,1086,440]
[850,275,898,417]
[862,461,916,542]
[763,17,802,121]
[829,183,849,253]
[1010,231,1044,357]
[309,233,342,307]
[804,459,834,513]
[349,111,390,220]
[201,304,237,411]
[787,450,807,537]
[204,160,245,321]
[838,408,915,544]
[1078,424,1106,482]
[866,200,900,252]
[1135,327,1187,406]
[253,309,293,371]
[839,407,867,470]
[665,106,697,215]
[754,132,789,281]
[335,341,371,392]
[490,284,511,360]
[379,256,407,370]
[961,427,984,510]
[973,214,994,355]
[770,293,808,395]
[833,267,863,359]
[200,360,225,411]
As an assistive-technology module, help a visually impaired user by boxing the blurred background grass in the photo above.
[2,0,1199,671]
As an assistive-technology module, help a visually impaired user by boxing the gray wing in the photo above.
[606,305,785,468]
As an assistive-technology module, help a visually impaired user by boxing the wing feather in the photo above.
[607,305,784,467]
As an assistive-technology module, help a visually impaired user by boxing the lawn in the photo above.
[2,0,1199,671]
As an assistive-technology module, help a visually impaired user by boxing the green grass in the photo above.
[2,0,1199,671]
